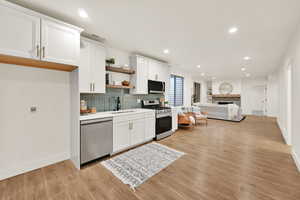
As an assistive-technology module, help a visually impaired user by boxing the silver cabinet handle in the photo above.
[90,83,92,92]
[93,83,95,91]
[42,47,45,58]
[36,45,40,58]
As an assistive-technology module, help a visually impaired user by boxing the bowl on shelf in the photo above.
[122,80,130,86]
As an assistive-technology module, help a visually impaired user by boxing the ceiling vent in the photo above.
[81,32,106,43]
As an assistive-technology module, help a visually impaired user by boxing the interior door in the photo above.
[0,5,40,59]
[130,119,145,146]
[79,39,92,93]
[91,44,106,93]
[251,85,266,116]
[41,19,80,65]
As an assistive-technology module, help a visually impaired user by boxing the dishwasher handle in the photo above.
[81,118,113,125]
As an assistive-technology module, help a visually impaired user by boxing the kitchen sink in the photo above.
[110,110,136,115]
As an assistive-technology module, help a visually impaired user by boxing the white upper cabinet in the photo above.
[0,4,40,59]
[148,60,160,81]
[148,60,169,82]
[92,44,106,93]
[131,55,170,94]
[41,19,80,66]
[79,39,92,93]
[0,1,82,66]
[130,55,149,94]
[79,38,106,93]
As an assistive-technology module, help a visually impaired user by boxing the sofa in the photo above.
[193,103,244,122]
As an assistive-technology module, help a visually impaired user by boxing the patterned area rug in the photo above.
[101,142,185,188]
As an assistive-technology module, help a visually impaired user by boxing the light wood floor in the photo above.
[1,116,300,200]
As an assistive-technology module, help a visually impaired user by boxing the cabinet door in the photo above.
[41,19,80,65]
[91,44,106,93]
[0,5,40,59]
[130,119,145,146]
[79,39,92,93]
[114,121,130,152]
[148,59,156,81]
[145,117,156,140]
[137,57,148,94]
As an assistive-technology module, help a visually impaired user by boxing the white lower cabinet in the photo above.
[114,121,131,152]
[130,119,145,146]
[113,112,155,153]
[145,117,156,140]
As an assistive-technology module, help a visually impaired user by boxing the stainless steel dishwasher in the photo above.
[80,117,113,165]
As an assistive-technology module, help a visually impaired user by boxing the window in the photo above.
[193,82,201,103]
[169,75,184,106]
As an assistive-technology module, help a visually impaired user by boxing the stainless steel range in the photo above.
[142,100,172,140]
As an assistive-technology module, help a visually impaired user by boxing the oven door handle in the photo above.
[156,113,172,118]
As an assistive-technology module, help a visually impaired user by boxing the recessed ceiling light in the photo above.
[245,73,251,77]
[78,8,88,18]
[241,67,246,71]
[201,72,205,76]
[228,27,238,34]
[244,56,251,61]
[197,65,201,68]
[163,49,170,54]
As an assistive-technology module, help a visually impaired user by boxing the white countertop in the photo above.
[80,108,155,121]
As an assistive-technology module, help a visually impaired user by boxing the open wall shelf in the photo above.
[106,66,135,74]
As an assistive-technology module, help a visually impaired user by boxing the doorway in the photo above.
[251,85,267,116]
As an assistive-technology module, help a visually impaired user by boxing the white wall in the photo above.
[212,79,242,94]
[0,64,71,180]
[267,73,279,117]
[276,21,300,171]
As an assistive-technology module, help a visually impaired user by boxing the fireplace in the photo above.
[218,101,234,105]
[212,94,241,106]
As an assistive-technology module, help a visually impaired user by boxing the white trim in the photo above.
[0,152,70,180]
[292,149,300,172]
[277,119,291,145]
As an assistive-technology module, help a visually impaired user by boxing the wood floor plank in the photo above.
[1,116,300,200]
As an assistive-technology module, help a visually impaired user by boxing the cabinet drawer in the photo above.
[145,111,155,119]
[114,113,145,123]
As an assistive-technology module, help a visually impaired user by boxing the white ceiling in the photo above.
[9,0,300,79]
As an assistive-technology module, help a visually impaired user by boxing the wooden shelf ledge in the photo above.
[106,84,134,89]
[0,54,77,72]
[106,66,135,74]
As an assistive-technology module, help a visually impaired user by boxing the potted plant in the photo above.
[106,58,115,67]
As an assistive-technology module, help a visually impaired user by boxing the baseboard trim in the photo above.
[292,149,300,172]
[0,152,70,180]
[276,119,290,145]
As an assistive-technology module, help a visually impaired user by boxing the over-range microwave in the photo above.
[148,80,165,94]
